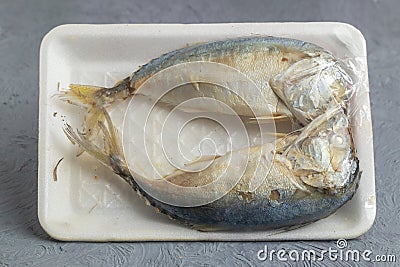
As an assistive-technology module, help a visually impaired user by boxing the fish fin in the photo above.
[175,106,210,113]
[263,132,288,138]
[62,108,129,177]
[63,123,111,167]
[76,148,85,157]
[162,154,222,180]
[248,113,290,123]
[190,80,201,91]
[82,107,105,141]
[184,154,222,166]
[59,77,131,109]
[59,78,132,179]
[58,84,105,108]
[182,41,208,48]
[162,169,187,180]
[288,175,311,193]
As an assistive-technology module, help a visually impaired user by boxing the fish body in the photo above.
[94,37,333,118]
[80,107,358,231]
[61,36,360,231]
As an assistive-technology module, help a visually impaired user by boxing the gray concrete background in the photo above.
[0,0,399,266]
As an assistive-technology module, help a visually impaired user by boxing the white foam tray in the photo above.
[38,23,375,241]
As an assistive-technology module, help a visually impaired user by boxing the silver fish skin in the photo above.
[93,36,343,121]
[97,107,360,231]
[61,36,360,231]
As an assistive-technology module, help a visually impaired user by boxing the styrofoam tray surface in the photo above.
[38,23,375,241]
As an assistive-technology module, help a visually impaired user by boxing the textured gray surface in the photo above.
[0,0,399,266]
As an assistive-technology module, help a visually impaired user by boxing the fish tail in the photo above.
[62,108,130,178]
[58,83,106,143]
[59,78,132,175]
[59,84,105,108]
[59,77,131,108]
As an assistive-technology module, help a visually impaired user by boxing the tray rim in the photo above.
[38,22,375,241]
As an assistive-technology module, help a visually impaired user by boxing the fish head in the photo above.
[284,107,359,194]
[270,55,353,125]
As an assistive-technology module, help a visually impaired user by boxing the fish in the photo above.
[60,36,360,231]
[63,37,352,126]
